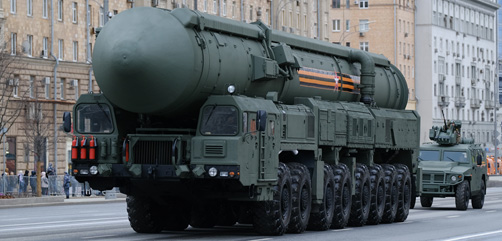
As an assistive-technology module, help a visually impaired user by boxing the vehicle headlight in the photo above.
[208,167,218,177]
[90,166,98,175]
[451,175,457,182]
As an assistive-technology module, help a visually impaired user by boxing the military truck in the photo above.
[416,120,487,210]
[63,7,420,235]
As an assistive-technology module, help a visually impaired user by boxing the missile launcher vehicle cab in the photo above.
[416,120,488,210]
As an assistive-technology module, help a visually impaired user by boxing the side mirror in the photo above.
[63,112,72,133]
[477,155,483,166]
[256,110,267,132]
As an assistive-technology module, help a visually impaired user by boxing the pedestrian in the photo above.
[47,163,56,195]
[7,172,14,194]
[23,170,29,193]
[30,171,37,196]
[63,172,70,199]
[41,171,49,195]
[18,171,25,195]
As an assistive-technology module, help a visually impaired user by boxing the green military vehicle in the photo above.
[416,120,487,210]
[63,7,420,235]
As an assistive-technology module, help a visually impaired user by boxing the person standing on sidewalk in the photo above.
[30,171,37,196]
[41,171,49,195]
[18,171,25,196]
[63,172,70,199]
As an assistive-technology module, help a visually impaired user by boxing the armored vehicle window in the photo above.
[76,104,113,133]
[443,151,468,163]
[200,106,238,136]
[419,150,440,161]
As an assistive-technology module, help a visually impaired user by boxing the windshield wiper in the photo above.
[96,103,112,125]
[204,105,216,126]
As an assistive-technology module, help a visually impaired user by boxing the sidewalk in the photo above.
[0,193,126,209]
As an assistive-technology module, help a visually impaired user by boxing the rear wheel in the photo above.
[381,164,398,223]
[455,180,470,211]
[472,180,486,209]
[348,163,370,227]
[367,164,385,225]
[286,162,312,234]
[394,164,411,222]
[126,196,164,233]
[253,162,292,236]
[420,196,433,208]
[308,165,336,231]
[330,163,352,229]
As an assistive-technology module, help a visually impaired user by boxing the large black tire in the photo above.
[126,195,164,233]
[307,165,336,231]
[455,180,470,211]
[190,200,219,228]
[472,180,486,209]
[164,197,191,231]
[381,164,398,223]
[348,163,371,227]
[286,162,312,234]
[253,162,292,236]
[420,196,433,208]
[367,164,385,225]
[410,175,417,209]
[330,163,352,229]
[394,164,411,222]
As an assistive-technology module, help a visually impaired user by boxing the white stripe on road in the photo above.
[441,229,502,241]
[446,215,460,219]
[0,219,129,233]
[249,238,272,241]
[332,228,353,232]
[82,235,116,239]
[0,217,126,229]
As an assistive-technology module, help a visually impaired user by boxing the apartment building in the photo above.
[416,0,499,146]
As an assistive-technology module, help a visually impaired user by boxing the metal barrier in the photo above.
[0,175,93,198]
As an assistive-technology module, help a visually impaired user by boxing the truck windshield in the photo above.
[443,151,468,163]
[200,106,238,136]
[76,104,113,133]
[419,150,440,161]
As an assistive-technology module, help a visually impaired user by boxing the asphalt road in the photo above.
[1,188,502,241]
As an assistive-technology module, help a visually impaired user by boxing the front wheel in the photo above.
[420,196,433,208]
[455,180,470,211]
[126,196,164,233]
[472,180,486,209]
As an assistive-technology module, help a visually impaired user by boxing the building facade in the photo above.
[416,0,499,146]
[329,0,416,110]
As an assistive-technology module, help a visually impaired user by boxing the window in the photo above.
[73,41,78,62]
[250,6,253,21]
[58,39,64,60]
[359,0,368,9]
[10,0,16,13]
[76,104,113,133]
[204,0,208,12]
[333,0,340,8]
[59,78,65,100]
[346,0,350,8]
[12,76,19,97]
[213,0,217,14]
[359,19,369,32]
[42,37,48,58]
[27,0,32,16]
[200,106,238,136]
[222,0,226,16]
[73,80,79,100]
[72,2,78,23]
[29,76,34,98]
[58,0,63,21]
[346,42,350,47]
[360,42,369,51]
[27,35,33,57]
[87,5,92,26]
[43,0,48,18]
[99,7,104,26]
[346,20,350,32]
[11,33,17,55]
[332,19,340,31]
[44,77,50,99]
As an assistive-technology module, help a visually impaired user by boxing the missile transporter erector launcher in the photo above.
[416,121,487,210]
[64,7,420,235]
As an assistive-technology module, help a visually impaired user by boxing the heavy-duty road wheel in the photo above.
[286,162,312,234]
[455,180,470,211]
[472,180,486,209]
[348,163,371,227]
[190,200,219,228]
[127,195,164,233]
[410,175,417,209]
[394,164,411,222]
[420,196,433,208]
[367,164,385,225]
[253,162,292,236]
[308,165,336,231]
[381,164,398,223]
[330,163,352,229]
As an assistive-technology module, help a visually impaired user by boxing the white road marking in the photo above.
[0,217,126,228]
[82,235,116,239]
[249,238,272,241]
[441,229,502,241]
[332,228,353,232]
[446,215,460,218]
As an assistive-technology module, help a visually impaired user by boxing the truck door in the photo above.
[256,110,279,181]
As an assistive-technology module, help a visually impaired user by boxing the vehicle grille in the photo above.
[423,173,446,184]
[133,141,172,165]
[204,141,226,157]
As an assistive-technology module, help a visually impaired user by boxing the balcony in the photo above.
[438,95,450,107]
[471,79,476,86]
[485,101,495,109]
[454,97,466,108]
[470,99,481,109]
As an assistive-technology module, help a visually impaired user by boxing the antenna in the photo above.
[441,109,447,130]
